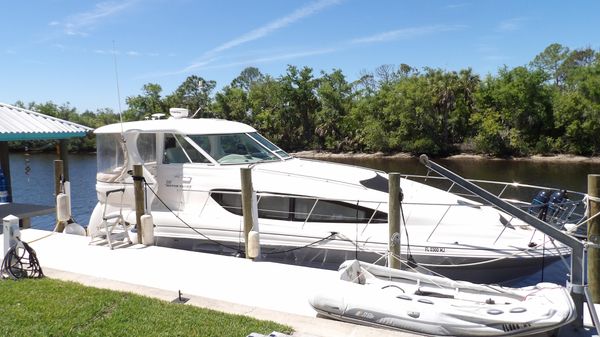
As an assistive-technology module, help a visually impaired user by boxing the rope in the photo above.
[588,195,600,203]
[142,180,243,254]
[261,233,338,255]
[1,239,44,280]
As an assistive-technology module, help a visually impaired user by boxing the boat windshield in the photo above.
[188,132,287,164]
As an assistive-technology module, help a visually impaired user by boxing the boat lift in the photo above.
[419,155,599,332]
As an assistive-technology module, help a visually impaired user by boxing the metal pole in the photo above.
[54,160,65,232]
[133,164,144,244]
[588,174,600,303]
[240,168,254,259]
[389,173,401,269]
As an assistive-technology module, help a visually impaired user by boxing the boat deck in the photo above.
[2,229,598,337]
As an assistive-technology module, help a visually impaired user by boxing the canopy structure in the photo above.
[0,102,92,141]
[0,102,93,205]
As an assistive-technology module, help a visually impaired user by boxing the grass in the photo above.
[0,278,292,337]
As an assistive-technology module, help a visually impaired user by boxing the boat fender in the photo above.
[56,193,71,222]
[248,230,260,259]
[141,214,154,245]
[63,222,86,236]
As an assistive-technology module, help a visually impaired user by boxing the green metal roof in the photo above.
[0,102,92,141]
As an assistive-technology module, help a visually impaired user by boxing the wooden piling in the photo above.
[588,174,600,303]
[240,168,255,259]
[389,173,401,269]
[133,164,145,244]
[58,139,70,181]
[54,160,65,232]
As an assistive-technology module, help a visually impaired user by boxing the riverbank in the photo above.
[293,150,600,163]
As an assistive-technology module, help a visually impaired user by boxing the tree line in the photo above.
[10,43,600,157]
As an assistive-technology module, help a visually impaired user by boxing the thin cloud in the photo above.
[496,17,528,32]
[146,47,339,78]
[444,3,468,9]
[183,0,342,72]
[351,24,467,44]
[203,48,338,70]
[53,1,137,36]
[94,49,152,57]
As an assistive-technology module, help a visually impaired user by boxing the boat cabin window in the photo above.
[188,133,280,164]
[96,133,128,182]
[137,133,156,163]
[211,191,387,223]
[247,132,291,159]
[163,134,210,164]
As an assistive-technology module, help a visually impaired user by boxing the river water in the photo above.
[8,152,600,285]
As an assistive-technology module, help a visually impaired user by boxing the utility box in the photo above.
[3,215,20,257]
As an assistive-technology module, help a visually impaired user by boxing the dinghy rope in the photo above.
[141,178,340,256]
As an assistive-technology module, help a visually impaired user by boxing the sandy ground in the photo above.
[293,150,600,163]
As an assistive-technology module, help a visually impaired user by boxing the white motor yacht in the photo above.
[89,109,575,283]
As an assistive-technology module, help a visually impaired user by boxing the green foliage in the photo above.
[0,278,291,337]
[9,43,600,157]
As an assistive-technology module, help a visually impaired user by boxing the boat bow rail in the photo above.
[418,154,598,331]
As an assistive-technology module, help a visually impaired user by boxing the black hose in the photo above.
[1,241,44,280]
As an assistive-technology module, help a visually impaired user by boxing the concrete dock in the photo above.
[2,229,416,337]
[2,229,599,337]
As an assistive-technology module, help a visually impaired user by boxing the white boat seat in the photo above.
[89,188,131,249]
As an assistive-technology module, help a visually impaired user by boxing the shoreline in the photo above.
[292,150,600,164]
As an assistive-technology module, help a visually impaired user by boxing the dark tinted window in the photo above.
[211,192,387,223]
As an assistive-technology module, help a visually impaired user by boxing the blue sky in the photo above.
[1,0,599,113]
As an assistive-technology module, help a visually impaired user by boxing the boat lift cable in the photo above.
[142,179,340,257]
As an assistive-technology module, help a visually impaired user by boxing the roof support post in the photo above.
[0,141,12,202]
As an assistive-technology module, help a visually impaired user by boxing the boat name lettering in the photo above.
[424,246,445,253]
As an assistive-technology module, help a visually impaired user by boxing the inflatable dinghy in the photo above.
[309,260,576,336]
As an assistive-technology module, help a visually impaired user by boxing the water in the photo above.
[8,152,600,285]
[9,153,97,229]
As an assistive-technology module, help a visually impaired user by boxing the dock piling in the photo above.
[133,164,145,244]
[53,160,65,232]
[388,172,401,269]
[241,168,260,259]
[588,174,600,303]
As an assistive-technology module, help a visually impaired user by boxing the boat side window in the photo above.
[163,134,210,164]
[211,191,242,215]
[294,198,387,223]
[137,133,157,175]
[96,133,127,182]
[211,191,387,223]
[258,196,291,220]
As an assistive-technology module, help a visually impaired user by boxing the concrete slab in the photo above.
[2,229,415,337]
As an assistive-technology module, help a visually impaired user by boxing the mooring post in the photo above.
[53,160,65,232]
[241,167,259,259]
[133,164,144,244]
[588,174,600,303]
[389,172,401,269]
